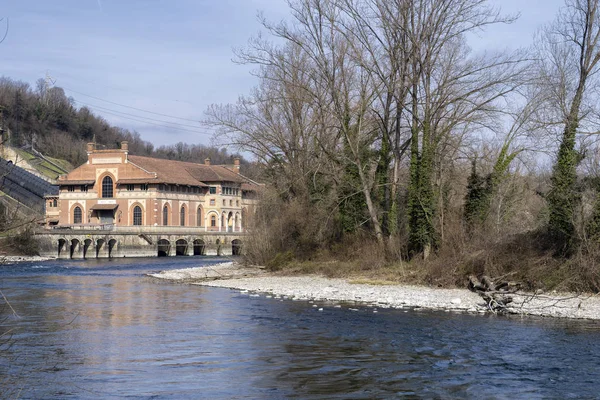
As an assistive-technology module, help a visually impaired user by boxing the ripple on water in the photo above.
[2,257,600,399]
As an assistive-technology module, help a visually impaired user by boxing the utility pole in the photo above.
[43,71,56,105]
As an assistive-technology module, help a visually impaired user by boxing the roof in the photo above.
[127,155,254,187]
[90,204,119,210]
[116,178,160,185]
[58,153,262,191]
[57,179,95,186]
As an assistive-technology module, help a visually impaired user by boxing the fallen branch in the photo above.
[468,275,520,313]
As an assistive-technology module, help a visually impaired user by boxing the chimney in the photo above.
[86,142,95,164]
[121,141,129,152]
[233,157,240,174]
[204,157,211,166]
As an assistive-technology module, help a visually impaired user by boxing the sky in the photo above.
[1,0,565,148]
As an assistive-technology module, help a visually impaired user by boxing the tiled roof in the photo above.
[58,153,261,191]
[127,155,257,188]
[116,178,161,185]
[57,179,95,185]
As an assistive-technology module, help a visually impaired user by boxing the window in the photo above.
[133,206,142,226]
[73,206,82,224]
[159,184,164,191]
[229,200,233,206]
[52,199,57,207]
[68,186,75,192]
[180,206,186,226]
[80,185,88,192]
[102,176,113,198]
[197,207,203,226]
[211,215,216,227]
[163,205,169,226]
[141,184,149,191]
[209,186,216,194]
[236,200,239,207]
[210,199,215,206]
[127,184,135,191]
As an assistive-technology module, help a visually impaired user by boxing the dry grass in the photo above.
[257,230,600,294]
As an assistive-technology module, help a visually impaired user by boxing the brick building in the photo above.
[45,141,260,232]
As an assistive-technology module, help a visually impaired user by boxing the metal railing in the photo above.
[47,224,246,234]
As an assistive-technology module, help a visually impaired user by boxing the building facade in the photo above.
[41,142,260,257]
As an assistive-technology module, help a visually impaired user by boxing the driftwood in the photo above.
[468,274,520,313]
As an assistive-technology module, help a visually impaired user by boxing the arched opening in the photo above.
[221,213,225,232]
[193,239,205,255]
[158,239,170,257]
[180,206,186,227]
[210,214,217,230]
[163,205,169,226]
[96,239,105,258]
[102,176,114,198]
[235,213,240,231]
[196,206,203,227]
[227,212,233,232]
[176,239,188,256]
[70,239,79,259]
[73,206,82,224]
[133,205,142,226]
[83,239,92,259]
[108,239,117,258]
[58,239,67,257]
[232,239,242,256]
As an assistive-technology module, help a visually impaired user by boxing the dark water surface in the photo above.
[1,257,600,399]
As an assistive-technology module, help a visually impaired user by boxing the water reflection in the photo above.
[2,258,600,399]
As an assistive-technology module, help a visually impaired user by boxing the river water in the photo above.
[1,257,600,399]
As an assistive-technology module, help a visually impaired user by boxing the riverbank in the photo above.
[1,255,55,264]
[149,262,600,320]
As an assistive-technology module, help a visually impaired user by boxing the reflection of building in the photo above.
[47,141,260,232]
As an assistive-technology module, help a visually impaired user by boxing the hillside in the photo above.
[2,145,73,181]
[0,76,248,170]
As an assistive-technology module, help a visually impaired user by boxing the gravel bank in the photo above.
[150,263,600,320]
[1,255,54,264]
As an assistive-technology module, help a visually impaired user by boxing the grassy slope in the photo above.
[12,148,74,180]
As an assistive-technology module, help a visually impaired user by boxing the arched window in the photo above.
[133,206,142,226]
[211,215,216,227]
[73,206,82,224]
[163,205,169,226]
[180,206,186,226]
[102,176,113,198]
[197,206,203,226]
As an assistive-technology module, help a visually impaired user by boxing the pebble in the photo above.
[152,264,600,320]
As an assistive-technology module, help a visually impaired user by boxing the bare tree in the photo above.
[0,18,8,44]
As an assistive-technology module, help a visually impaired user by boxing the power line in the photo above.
[72,101,213,136]
[62,86,202,123]
[74,100,207,130]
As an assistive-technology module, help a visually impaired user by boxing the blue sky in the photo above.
[1,0,564,147]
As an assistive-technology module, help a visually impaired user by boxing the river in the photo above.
[1,257,600,399]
